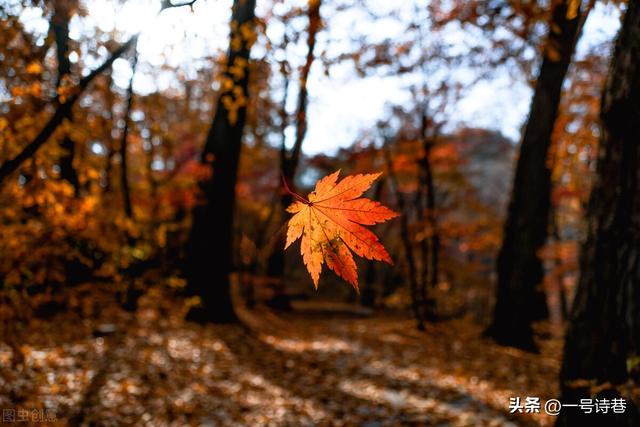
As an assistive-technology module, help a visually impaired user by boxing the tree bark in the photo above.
[264,37,291,310]
[360,179,385,308]
[266,0,321,309]
[558,1,640,424]
[53,0,80,194]
[103,75,116,193]
[185,0,256,323]
[424,138,439,296]
[120,50,138,219]
[550,208,569,321]
[486,0,582,351]
[417,111,441,321]
[383,142,424,330]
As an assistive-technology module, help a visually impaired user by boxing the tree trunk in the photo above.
[185,0,256,323]
[550,209,569,321]
[360,179,385,308]
[486,0,582,351]
[558,1,640,424]
[417,111,441,321]
[383,143,424,330]
[103,76,116,193]
[264,39,291,311]
[120,50,138,219]
[424,139,439,295]
[415,135,430,320]
[52,0,80,194]
[266,0,321,309]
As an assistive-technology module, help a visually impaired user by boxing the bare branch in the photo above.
[160,0,197,12]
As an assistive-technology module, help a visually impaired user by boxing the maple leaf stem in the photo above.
[281,172,309,204]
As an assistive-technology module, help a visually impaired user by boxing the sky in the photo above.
[17,0,621,154]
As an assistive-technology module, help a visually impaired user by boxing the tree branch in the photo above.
[0,0,202,187]
[0,36,138,185]
[160,0,197,12]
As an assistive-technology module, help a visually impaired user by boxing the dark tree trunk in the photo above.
[550,209,569,321]
[383,143,424,330]
[103,76,116,194]
[266,0,321,309]
[360,179,385,308]
[417,111,441,321]
[415,140,430,319]
[120,50,138,219]
[264,46,291,311]
[53,0,80,195]
[185,0,256,323]
[360,261,376,308]
[558,2,640,424]
[424,140,439,294]
[486,0,582,351]
[423,139,440,320]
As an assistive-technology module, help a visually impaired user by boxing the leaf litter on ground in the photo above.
[0,284,562,426]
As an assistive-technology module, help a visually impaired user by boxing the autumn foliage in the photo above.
[2,0,639,425]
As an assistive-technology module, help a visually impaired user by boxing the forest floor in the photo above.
[1,284,563,426]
